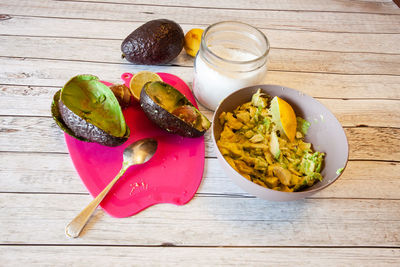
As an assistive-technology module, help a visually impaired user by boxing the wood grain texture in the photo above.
[2,0,400,33]
[1,246,400,266]
[1,0,400,264]
[2,16,400,56]
[60,0,400,14]
[1,58,400,100]
[1,36,400,75]
[2,19,400,54]
[1,193,400,246]
[0,115,399,161]
[1,83,399,127]
[1,152,399,199]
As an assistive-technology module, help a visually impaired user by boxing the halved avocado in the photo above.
[140,81,210,137]
[51,74,130,147]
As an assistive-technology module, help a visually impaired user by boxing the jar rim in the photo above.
[201,21,270,65]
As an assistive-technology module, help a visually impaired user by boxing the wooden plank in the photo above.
[2,17,400,54]
[345,127,400,161]
[1,152,399,199]
[1,193,400,246]
[1,0,399,263]
[59,0,400,14]
[1,57,400,99]
[1,83,399,127]
[0,116,399,161]
[2,69,400,101]
[0,57,186,87]
[1,36,400,75]
[0,85,58,117]
[266,71,400,99]
[3,92,400,128]
[319,99,400,127]
[0,152,84,193]
[2,0,400,33]
[1,246,400,266]
[269,49,400,75]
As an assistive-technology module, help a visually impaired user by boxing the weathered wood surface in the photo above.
[2,58,400,99]
[2,16,400,55]
[2,246,400,267]
[2,35,400,75]
[2,83,400,127]
[1,193,400,246]
[2,0,400,33]
[1,115,399,161]
[1,153,399,199]
[1,0,400,265]
[58,0,400,15]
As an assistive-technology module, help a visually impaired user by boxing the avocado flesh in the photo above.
[121,19,184,65]
[58,100,128,147]
[61,75,127,138]
[51,74,130,147]
[146,81,210,131]
[140,81,210,137]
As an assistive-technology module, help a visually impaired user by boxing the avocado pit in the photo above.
[140,81,210,137]
[171,105,198,125]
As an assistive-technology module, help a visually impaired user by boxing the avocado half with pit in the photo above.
[51,74,130,147]
[140,81,211,137]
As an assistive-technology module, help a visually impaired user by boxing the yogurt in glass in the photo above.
[193,21,270,110]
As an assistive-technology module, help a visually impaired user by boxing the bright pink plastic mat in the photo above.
[64,73,205,218]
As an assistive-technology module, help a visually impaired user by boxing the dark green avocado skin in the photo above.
[58,100,128,147]
[121,19,184,65]
[139,82,207,138]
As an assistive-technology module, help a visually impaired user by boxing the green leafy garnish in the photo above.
[336,167,344,175]
[297,117,311,135]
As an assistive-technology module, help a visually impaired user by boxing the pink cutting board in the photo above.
[65,73,205,218]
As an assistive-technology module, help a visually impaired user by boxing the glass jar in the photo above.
[193,21,270,110]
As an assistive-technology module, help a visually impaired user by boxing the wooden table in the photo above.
[1,0,400,265]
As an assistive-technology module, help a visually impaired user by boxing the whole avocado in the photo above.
[121,19,184,65]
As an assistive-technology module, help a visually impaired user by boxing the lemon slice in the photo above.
[129,71,162,101]
[270,96,297,142]
[184,28,204,57]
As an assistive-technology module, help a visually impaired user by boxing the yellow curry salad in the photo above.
[217,89,325,192]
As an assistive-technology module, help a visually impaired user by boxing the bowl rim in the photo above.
[211,84,349,196]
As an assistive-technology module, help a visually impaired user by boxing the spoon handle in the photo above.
[65,166,127,238]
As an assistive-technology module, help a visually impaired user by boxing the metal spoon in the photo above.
[65,138,158,238]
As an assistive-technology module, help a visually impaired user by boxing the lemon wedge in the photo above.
[270,96,297,142]
[184,28,204,57]
[129,71,162,101]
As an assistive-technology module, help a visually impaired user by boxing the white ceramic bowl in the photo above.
[212,85,349,201]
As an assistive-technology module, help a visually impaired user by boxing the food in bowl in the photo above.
[217,89,324,192]
[213,85,349,201]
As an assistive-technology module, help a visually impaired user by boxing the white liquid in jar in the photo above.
[193,45,267,110]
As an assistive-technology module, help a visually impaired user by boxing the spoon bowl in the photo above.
[123,138,158,166]
[65,138,158,238]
